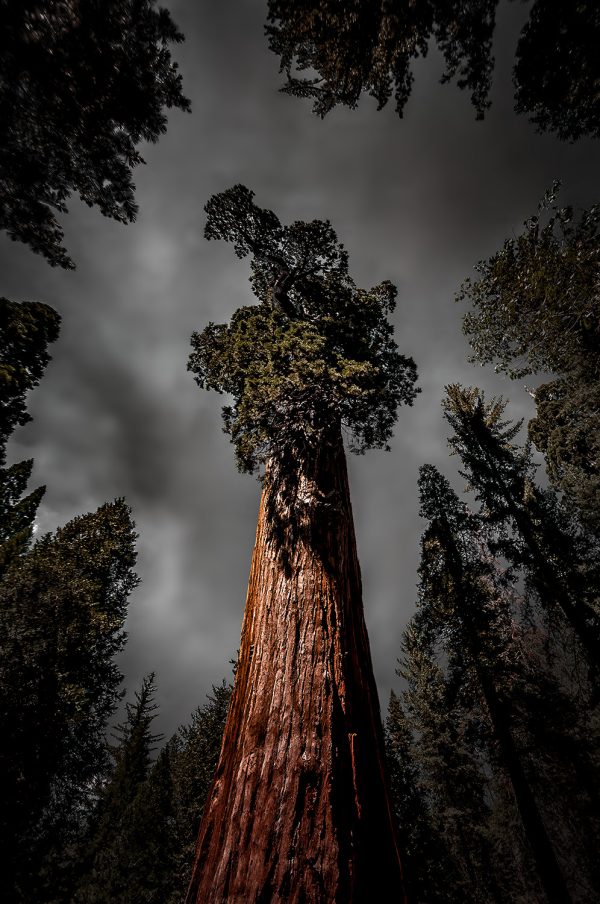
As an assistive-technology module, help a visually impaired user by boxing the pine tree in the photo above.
[74,674,164,904]
[385,689,459,903]
[0,0,190,268]
[73,677,232,904]
[0,299,61,447]
[443,384,600,668]
[0,500,139,903]
[398,622,506,903]
[185,185,418,902]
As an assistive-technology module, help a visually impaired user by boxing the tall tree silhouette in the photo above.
[0,500,139,902]
[416,463,572,903]
[185,185,418,902]
[442,385,600,670]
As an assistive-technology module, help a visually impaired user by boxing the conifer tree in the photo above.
[185,185,418,902]
[442,385,600,670]
[385,688,460,903]
[415,462,572,903]
[0,299,61,574]
[167,681,232,900]
[459,190,600,533]
[72,677,232,904]
[74,673,164,904]
[0,500,139,903]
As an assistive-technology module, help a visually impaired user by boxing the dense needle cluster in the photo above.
[189,184,419,473]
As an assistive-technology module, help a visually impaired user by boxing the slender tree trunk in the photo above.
[185,431,405,903]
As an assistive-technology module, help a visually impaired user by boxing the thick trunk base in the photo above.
[186,435,405,903]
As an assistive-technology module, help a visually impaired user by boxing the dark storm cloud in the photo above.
[2,0,598,735]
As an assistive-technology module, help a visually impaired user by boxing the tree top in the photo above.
[189,185,419,473]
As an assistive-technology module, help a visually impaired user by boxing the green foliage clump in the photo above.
[189,185,418,473]
[0,0,190,268]
[459,189,600,534]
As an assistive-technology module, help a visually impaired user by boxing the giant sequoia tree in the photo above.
[185,185,418,903]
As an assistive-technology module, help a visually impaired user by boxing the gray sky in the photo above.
[2,0,598,738]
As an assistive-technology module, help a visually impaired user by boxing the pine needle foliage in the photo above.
[443,384,600,668]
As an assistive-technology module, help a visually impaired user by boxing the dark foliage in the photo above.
[0,299,60,576]
[385,689,458,903]
[388,452,600,901]
[514,1,600,141]
[167,681,232,900]
[73,677,231,904]
[73,674,167,904]
[0,0,190,268]
[266,0,496,119]
[0,298,61,453]
[0,500,139,903]
[443,384,600,668]
[267,1,600,140]
[189,184,418,472]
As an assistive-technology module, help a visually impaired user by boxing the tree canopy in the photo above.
[266,0,496,119]
[0,0,190,268]
[189,184,418,473]
[459,189,600,533]
[266,1,600,140]
[514,1,600,142]
[459,187,600,382]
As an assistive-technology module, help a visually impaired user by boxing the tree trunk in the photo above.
[185,431,405,903]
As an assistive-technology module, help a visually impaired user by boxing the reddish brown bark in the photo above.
[185,431,406,903]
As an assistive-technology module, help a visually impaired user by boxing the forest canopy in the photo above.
[0,0,190,268]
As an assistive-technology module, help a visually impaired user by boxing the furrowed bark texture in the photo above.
[185,431,405,903]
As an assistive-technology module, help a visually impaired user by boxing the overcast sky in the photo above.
[2,0,598,738]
